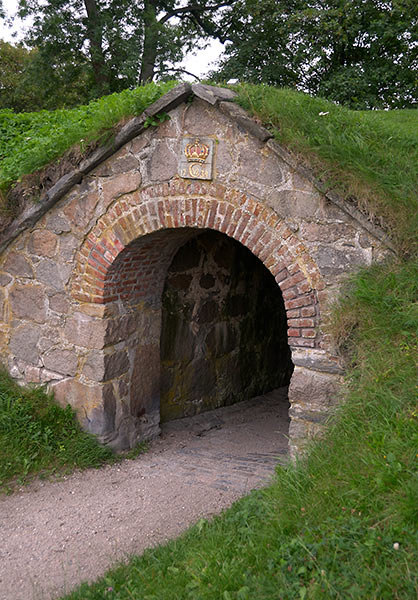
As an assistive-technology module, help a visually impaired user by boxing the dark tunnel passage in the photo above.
[160,230,294,421]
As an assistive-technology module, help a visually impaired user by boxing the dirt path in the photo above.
[0,389,289,600]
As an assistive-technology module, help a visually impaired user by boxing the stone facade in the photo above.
[0,85,393,455]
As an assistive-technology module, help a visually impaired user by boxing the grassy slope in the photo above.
[0,371,114,491]
[0,81,178,194]
[234,85,417,254]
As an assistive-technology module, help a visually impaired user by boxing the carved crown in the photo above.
[184,138,210,163]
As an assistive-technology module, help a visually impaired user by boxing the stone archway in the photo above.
[66,182,325,451]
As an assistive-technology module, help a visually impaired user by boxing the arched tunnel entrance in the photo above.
[68,187,325,454]
[94,224,295,450]
[160,230,294,422]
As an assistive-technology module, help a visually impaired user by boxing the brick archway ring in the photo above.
[72,181,325,349]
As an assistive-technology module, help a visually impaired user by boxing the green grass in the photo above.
[0,370,116,491]
[0,81,177,197]
[59,258,417,599]
[234,85,418,255]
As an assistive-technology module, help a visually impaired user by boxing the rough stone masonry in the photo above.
[0,84,393,456]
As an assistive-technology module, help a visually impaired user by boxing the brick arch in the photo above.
[73,181,324,348]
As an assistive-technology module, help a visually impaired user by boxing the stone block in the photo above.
[29,230,58,257]
[105,314,137,345]
[0,273,12,286]
[63,189,99,230]
[51,378,115,435]
[192,83,237,104]
[64,312,106,348]
[59,234,78,262]
[9,324,42,364]
[131,344,160,415]
[43,348,78,376]
[35,259,71,291]
[291,348,343,374]
[238,145,284,187]
[77,303,109,318]
[24,365,41,383]
[10,284,47,323]
[82,349,129,382]
[315,244,360,278]
[45,214,71,234]
[40,368,64,383]
[198,299,219,323]
[289,366,342,414]
[48,293,70,314]
[96,152,139,177]
[148,141,177,182]
[143,82,191,118]
[38,336,55,353]
[101,171,141,204]
[3,252,33,278]
[300,222,352,244]
[205,322,237,357]
[289,417,325,439]
[218,101,272,142]
[269,190,323,220]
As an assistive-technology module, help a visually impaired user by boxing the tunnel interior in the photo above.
[160,230,294,421]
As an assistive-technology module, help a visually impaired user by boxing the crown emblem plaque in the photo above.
[179,137,214,180]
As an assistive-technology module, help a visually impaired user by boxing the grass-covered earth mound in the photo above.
[0,84,416,597]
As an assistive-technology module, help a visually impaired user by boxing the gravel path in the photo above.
[0,389,290,600]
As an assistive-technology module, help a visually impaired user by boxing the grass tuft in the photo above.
[0,81,178,197]
[0,370,115,491]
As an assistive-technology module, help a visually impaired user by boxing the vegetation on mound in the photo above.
[0,81,177,200]
[0,371,115,492]
[61,258,418,599]
[234,84,418,255]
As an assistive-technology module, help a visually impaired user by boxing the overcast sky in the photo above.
[0,0,224,81]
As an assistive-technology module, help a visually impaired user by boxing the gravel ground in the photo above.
[0,388,290,600]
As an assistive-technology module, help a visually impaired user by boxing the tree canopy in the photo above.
[10,0,233,106]
[1,0,417,111]
[215,0,418,109]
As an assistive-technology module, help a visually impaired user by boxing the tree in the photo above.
[0,41,83,111]
[13,0,234,104]
[214,0,418,109]
[0,41,35,111]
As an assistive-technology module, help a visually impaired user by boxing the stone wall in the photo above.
[0,87,393,454]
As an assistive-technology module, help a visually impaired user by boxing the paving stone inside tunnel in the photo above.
[160,231,294,421]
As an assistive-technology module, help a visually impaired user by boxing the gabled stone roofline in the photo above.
[0,83,395,254]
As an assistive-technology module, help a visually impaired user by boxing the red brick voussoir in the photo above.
[72,181,325,347]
